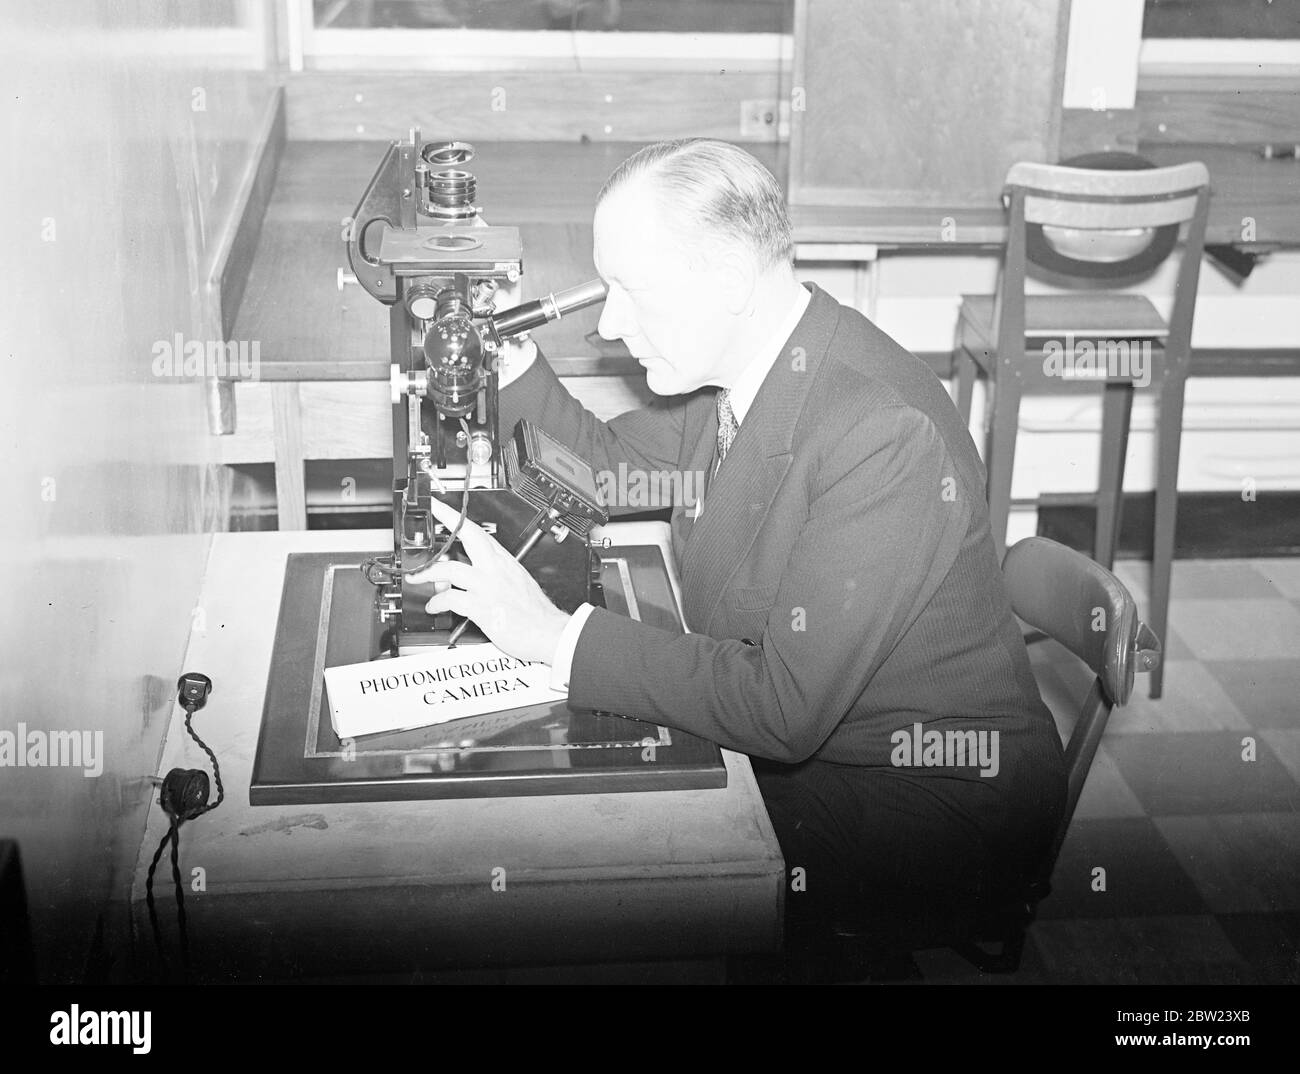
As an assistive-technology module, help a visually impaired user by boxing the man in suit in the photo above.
[415,139,1066,944]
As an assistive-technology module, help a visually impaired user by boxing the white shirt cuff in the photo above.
[549,602,596,691]
[496,338,539,389]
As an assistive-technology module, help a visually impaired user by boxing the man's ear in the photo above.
[713,245,757,316]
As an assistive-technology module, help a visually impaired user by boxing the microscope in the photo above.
[344,132,610,653]
[251,134,726,802]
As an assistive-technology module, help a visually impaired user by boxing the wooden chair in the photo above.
[953,158,1209,699]
[797,537,1161,983]
[942,535,1162,975]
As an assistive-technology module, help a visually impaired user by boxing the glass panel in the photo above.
[312,0,789,33]
[1143,0,1300,40]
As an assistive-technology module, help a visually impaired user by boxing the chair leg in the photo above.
[1095,382,1134,570]
[1149,372,1187,699]
[984,367,1023,558]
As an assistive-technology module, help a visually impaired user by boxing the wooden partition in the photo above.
[788,0,1071,210]
[287,70,785,143]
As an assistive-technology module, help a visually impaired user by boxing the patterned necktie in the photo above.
[716,388,738,464]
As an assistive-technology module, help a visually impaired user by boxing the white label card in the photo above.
[324,644,565,739]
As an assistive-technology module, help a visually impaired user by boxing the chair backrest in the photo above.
[993,158,1211,370]
[1006,160,1210,232]
[1002,536,1162,869]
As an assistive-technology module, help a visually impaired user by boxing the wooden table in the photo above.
[225,141,668,526]
[233,140,1300,380]
[127,529,785,983]
[223,139,1300,528]
[792,144,1300,248]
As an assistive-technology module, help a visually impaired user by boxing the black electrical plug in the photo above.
[160,768,210,820]
[177,672,212,712]
[160,672,218,821]
[148,671,220,979]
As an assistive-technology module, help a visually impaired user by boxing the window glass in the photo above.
[1142,0,1300,39]
[312,0,789,34]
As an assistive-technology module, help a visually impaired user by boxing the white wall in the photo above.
[0,0,276,982]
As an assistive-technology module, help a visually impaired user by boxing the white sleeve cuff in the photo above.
[549,603,596,691]
[496,338,539,389]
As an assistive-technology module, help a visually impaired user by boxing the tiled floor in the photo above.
[910,557,1300,985]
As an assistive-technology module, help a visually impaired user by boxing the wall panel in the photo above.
[0,0,276,982]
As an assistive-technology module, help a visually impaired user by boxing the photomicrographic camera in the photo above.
[344,132,609,651]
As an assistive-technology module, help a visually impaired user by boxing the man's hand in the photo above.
[407,496,572,664]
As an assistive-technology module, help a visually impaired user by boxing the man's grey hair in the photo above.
[597,139,794,269]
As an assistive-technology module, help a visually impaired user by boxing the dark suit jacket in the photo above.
[500,284,1065,821]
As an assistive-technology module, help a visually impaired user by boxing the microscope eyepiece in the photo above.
[490,279,608,340]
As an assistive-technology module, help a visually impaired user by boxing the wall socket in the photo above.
[739,98,790,139]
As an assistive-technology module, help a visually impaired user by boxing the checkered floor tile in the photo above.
[910,557,1300,985]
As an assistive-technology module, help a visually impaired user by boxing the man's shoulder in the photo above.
[821,298,925,381]
[794,291,979,470]
[802,298,949,417]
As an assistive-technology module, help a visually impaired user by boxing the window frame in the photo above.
[1139,38,1300,79]
[291,0,793,72]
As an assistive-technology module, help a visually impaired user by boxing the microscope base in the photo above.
[251,540,725,805]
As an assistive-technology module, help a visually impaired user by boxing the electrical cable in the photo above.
[183,706,223,817]
[144,825,175,977]
[145,675,222,982]
[169,814,188,972]
[361,416,475,583]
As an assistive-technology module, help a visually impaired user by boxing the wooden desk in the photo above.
[233,140,1300,381]
[224,139,1300,527]
[229,139,1055,387]
[792,145,1300,247]
[1143,143,1300,248]
[227,141,668,525]
[127,529,785,983]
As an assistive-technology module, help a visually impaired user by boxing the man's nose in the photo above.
[597,287,634,341]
